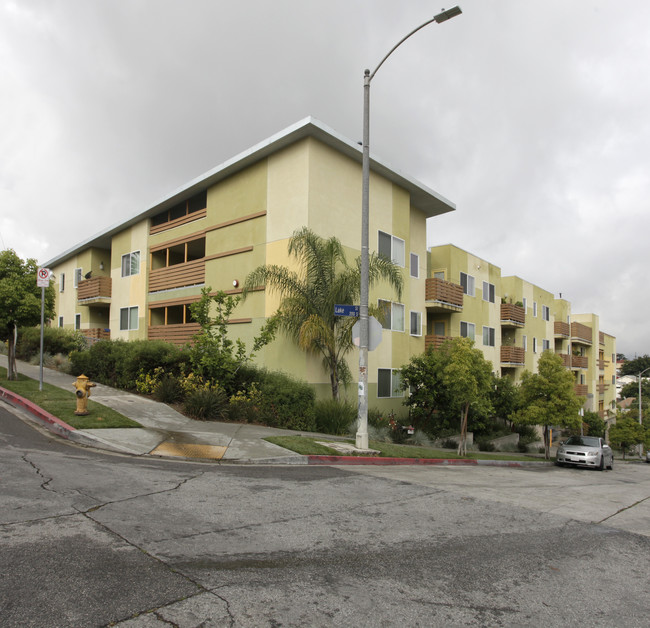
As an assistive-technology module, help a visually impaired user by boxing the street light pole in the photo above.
[356,6,462,450]
[638,366,650,456]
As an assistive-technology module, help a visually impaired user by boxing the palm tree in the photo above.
[243,227,403,399]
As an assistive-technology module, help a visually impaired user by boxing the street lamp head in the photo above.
[434,6,462,23]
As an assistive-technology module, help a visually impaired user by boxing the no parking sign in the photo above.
[37,267,51,288]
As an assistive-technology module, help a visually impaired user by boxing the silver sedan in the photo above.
[556,436,614,470]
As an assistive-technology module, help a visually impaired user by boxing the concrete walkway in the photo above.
[0,357,308,463]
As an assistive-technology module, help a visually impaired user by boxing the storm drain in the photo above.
[150,441,227,460]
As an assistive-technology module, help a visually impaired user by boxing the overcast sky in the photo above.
[1,0,649,358]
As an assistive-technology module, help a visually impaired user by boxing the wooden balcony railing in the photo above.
[500,304,525,327]
[425,277,463,309]
[77,277,112,301]
[571,322,593,344]
[575,384,588,397]
[560,354,588,369]
[500,346,525,365]
[424,335,454,351]
[554,321,570,337]
[80,328,110,342]
[148,259,205,293]
[597,359,605,370]
[148,323,201,346]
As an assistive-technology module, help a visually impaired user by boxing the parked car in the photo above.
[646,450,650,463]
[556,436,614,470]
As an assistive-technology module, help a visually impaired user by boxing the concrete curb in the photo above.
[306,455,552,467]
[0,386,76,440]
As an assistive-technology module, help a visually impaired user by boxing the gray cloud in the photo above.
[1,0,648,357]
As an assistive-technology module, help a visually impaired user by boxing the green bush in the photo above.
[476,439,496,452]
[153,374,184,404]
[16,326,85,361]
[255,370,316,431]
[514,424,538,445]
[183,388,229,421]
[69,339,186,389]
[441,438,458,449]
[314,399,356,435]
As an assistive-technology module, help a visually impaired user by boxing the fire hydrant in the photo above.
[73,375,96,416]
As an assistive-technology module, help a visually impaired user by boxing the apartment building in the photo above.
[427,244,616,420]
[45,118,455,409]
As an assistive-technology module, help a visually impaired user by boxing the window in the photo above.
[74,268,82,288]
[378,368,403,398]
[410,311,422,336]
[482,281,495,303]
[460,321,475,341]
[522,297,527,311]
[151,190,207,228]
[542,339,550,351]
[410,253,419,278]
[378,299,404,332]
[75,314,81,330]
[433,270,445,280]
[482,326,496,347]
[533,301,538,317]
[612,375,616,385]
[542,305,550,321]
[378,231,405,267]
[460,272,475,297]
[523,335,528,351]
[121,251,140,277]
[58,316,63,328]
[533,337,537,353]
[120,306,139,331]
[59,273,65,293]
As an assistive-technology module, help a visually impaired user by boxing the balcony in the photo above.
[77,277,112,305]
[500,346,525,366]
[554,321,570,337]
[575,384,588,397]
[148,323,201,346]
[148,259,205,293]
[425,277,463,312]
[560,354,588,369]
[571,322,593,345]
[80,328,110,342]
[425,334,454,351]
[500,304,525,328]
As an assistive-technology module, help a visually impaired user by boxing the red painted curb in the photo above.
[307,455,480,466]
[0,386,76,439]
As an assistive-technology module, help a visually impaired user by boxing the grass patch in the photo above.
[265,435,343,456]
[265,435,543,462]
[0,367,141,429]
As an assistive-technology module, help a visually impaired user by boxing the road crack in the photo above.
[596,494,650,524]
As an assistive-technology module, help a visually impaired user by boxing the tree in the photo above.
[581,410,606,439]
[243,227,403,400]
[511,351,584,459]
[0,250,54,380]
[620,354,650,377]
[188,288,278,394]
[491,375,522,425]
[400,337,494,454]
[608,414,646,459]
[620,379,650,403]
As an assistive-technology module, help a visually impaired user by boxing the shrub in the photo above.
[314,399,356,435]
[228,384,263,423]
[255,370,316,431]
[477,439,496,452]
[515,424,538,445]
[441,438,458,449]
[16,326,85,361]
[153,374,184,404]
[183,388,229,421]
[408,429,431,447]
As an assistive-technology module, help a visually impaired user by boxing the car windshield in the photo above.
[565,436,600,447]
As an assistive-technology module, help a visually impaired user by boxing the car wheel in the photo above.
[598,456,604,471]
[607,457,613,471]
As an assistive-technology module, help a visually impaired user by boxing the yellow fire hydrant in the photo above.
[73,374,96,416]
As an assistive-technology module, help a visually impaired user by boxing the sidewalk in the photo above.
[0,356,307,463]
[1,356,553,467]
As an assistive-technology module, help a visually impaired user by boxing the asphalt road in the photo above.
[2,403,649,627]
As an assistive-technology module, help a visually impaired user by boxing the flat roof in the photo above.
[45,116,456,267]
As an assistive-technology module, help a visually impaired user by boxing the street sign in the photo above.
[352,316,383,352]
[334,304,360,317]
[37,268,51,288]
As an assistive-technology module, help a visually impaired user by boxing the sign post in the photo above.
[37,268,51,391]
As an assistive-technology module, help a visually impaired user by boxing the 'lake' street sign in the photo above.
[334,304,360,317]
